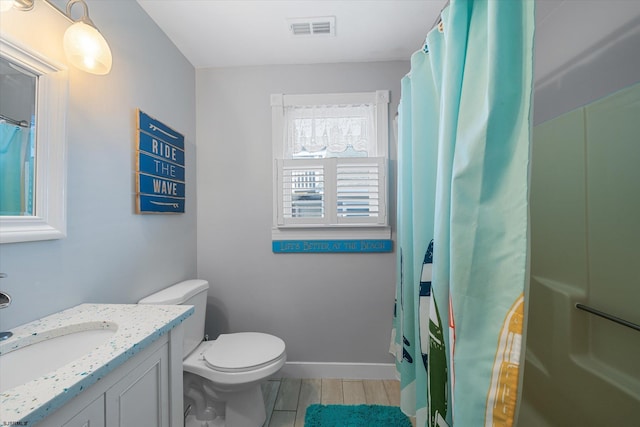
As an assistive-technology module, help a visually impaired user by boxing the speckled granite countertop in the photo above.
[0,303,193,425]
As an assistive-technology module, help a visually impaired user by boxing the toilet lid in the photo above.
[203,332,286,372]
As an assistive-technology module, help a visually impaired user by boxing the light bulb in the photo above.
[0,0,13,12]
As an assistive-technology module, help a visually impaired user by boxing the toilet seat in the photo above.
[204,332,286,373]
[183,333,287,388]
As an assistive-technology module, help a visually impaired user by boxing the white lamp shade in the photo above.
[0,0,13,12]
[63,21,112,75]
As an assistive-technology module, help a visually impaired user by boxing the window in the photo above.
[271,91,390,241]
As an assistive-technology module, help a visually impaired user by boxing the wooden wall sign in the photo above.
[272,239,393,253]
[135,110,185,214]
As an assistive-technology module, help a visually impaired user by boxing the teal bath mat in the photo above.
[304,404,413,427]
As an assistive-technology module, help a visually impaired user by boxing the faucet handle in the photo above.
[0,274,11,308]
[0,275,13,341]
[0,292,10,309]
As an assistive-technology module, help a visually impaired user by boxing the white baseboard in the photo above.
[279,362,398,380]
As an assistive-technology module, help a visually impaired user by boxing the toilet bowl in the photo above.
[139,280,286,427]
[183,333,286,426]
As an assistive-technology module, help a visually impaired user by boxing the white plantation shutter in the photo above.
[336,158,385,225]
[278,160,326,224]
[276,158,386,226]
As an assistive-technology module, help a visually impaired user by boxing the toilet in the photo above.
[139,279,286,427]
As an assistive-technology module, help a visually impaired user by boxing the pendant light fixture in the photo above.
[63,0,112,75]
[0,0,112,75]
[0,0,34,12]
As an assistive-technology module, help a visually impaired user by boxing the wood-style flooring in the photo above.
[262,378,416,427]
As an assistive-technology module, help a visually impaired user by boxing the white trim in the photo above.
[271,226,391,241]
[375,91,389,158]
[0,37,68,244]
[279,361,398,380]
[271,90,390,240]
[282,92,381,107]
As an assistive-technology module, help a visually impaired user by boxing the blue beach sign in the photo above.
[137,152,185,182]
[139,131,185,165]
[138,195,185,214]
[138,173,185,198]
[138,110,184,149]
[272,239,393,253]
[136,109,185,214]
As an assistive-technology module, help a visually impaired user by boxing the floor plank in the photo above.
[342,380,367,405]
[294,379,321,427]
[262,380,281,427]
[269,411,296,427]
[262,378,405,426]
[363,380,390,405]
[383,379,401,406]
[274,378,302,411]
[321,378,344,404]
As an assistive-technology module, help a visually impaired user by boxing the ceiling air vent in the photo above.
[288,16,336,37]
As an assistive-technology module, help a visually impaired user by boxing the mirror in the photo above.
[0,36,68,243]
[0,55,36,216]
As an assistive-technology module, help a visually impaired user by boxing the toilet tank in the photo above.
[138,279,209,358]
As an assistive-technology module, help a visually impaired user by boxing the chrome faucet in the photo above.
[0,273,13,341]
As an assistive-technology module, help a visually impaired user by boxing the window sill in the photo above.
[271,225,391,241]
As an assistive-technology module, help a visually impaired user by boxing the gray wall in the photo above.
[0,0,197,330]
[533,8,640,125]
[196,62,408,363]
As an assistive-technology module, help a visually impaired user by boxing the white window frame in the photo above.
[271,90,391,241]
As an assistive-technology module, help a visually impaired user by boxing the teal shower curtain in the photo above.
[391,1,535,426]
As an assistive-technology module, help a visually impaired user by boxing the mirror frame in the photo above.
[0,36,68,244]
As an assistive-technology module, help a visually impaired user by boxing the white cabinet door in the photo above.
[60,395,105,427]
[105,343,170,427]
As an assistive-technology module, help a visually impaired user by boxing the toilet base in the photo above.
[224,385,267,427]
[182,339,285,427]
[184,378,267,427]
[185,414,224,427]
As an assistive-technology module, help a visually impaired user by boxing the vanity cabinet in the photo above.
[105,342,169,426]
[41,325,183,427]
[61,396,105,427]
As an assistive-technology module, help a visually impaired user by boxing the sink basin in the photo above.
[0,322,117,393]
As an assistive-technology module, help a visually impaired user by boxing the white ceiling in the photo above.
[136,0,446,68]
[138,0,640,82]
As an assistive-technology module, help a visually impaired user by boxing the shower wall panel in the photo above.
[520,83,640,426]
